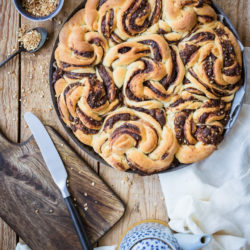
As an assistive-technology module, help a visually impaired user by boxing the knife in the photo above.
[24,112,93,250]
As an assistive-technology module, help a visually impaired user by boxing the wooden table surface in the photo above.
[0,0,249,249]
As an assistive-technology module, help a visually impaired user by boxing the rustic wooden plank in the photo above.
[99,164,168,245]
[213,0,250,46]
[0,0,20,249]
[0,127,125,249]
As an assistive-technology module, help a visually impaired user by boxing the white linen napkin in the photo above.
[160,104,250,250]
[16,49,250,250]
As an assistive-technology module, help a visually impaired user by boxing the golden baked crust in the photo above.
[53,0,243,174]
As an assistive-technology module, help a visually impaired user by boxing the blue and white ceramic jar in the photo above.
[118,220,211,250]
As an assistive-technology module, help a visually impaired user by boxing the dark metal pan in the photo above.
[49,1,247,174]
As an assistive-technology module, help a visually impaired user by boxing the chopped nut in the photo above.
[84,207,88,211]
[35,209,39,214]
[18,29,41,51]
[22,0,59,17]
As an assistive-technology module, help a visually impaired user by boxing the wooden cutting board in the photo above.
[0,126,125,250]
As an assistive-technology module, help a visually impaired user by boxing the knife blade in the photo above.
[24,112,92,250]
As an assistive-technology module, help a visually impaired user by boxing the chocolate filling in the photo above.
[203,53,216,82]
[220,40,235,67]
[144,81,168,98]
[189,32,215,42]
[148,0,161,26]
[196,125,223,145]
[161,152,169,160]
[179,44,199,65]
[222,64,242,76]
[132,107,166,127]
[110,32,124,44]
[104,113,138,130]
[170,96,195,108]
[197,15,215,22]
[160,48,179,89]
[71,48,94,58]
[122,0,150,36]
[139,40,162,61]
[125,59,153,101]
[76,106,103,127]
[97,0,108,10]
[64,72,95,80]
[118,46,132,54]
[111,123,141,144]
[71,118,99,134]
[97,64,117,102]
[174,112,189,144]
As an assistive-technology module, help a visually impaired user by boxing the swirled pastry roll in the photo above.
[92,107,178,174]
[53,0,243,174]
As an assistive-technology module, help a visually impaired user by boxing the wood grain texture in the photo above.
[0,0,20,248]
[99,164,168,245]
[0,127,125,249]
[0,0,250,248]
[213,0,250,46]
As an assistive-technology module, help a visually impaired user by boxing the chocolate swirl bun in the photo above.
[179,21,242,102]
[53,0,243,174]
[54,67,120,146]
[93,107,178,174]
[103,34,185,109]
[167,95,231,163]
[162,0,217,33]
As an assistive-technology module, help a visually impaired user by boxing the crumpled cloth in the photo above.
[159,104,250,250]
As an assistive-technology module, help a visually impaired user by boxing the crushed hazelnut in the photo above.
[18,29,41,51]
[22,0,59,17]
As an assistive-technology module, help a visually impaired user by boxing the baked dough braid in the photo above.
[53,0,243,174]
[92,107,178,174]
[179,21,242,102]
[54,66,120,146]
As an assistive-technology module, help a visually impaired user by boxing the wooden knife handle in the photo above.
[64,196,93,250]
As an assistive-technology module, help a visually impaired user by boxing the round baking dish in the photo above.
[49,0,247,174]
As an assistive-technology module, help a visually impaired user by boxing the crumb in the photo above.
[94,201,98,204]
[35,209,39,214]
[73,198,77,201]
[84,203,88,207]
[49,209,53,213]
[91,182,95,186]
[84,192,88,196]
[84,207,88,211]
[124,176,129,182]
